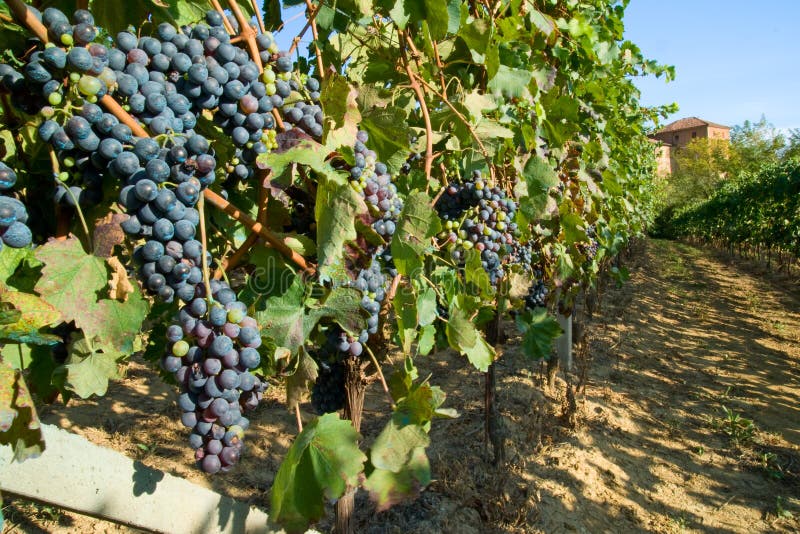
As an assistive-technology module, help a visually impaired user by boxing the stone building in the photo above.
[649,117,730,175]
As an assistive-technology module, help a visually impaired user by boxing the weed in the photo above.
[759,452,784,480]
[719,405,754,446]
[774,496,794,520]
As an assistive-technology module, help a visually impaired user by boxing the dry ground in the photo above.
[3,239,800,533]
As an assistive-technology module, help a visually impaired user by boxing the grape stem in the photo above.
[303,0,326,78]
[398,29,433,183]
[197,194,214,305]
[203,189,316,275]
[209,0,236,35]
[250,0,266,34]
[294,404,303,432]
[226,0,263,72]
[48,147,93,250]
[5,0,48,43]
[363,344,395,409]
[215,169,271,278]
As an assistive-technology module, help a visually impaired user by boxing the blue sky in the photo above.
[268,2,800,133]
[624,1,800,133]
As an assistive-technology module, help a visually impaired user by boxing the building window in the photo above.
[692,131,697,138]
[674,134,679,142]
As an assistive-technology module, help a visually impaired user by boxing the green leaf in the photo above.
[308,286,366,337]
[321,74,361,150]
[0,286,60,345]
[285,348,318,410]
[271,413,366,533]
[315,177,364,282]
[359,106,410,173]
[89,0,211,35]
[515,308,562,361]
[262,0,283,31]
[391,192,441,277]
[393,287,417,354]
[446,306,495,372]
[423,0,450,39]
[364,447,430,512]
[0,246,38,285]
[487,65,532,98]
[464,248,493,298]
[255,276,307,353]
[54,336,122,398]
[0,362,45,463]
[370,418,429,472]
[34,238,107,325]
[417,324,435,355]
[81,286,148,354]
[388,0,411,29]
[416,287,437,327]
[516,156,559,220]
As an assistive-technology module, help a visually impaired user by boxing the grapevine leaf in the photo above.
[364,447,430,511]
[34,238,107,325]
[0,246,38,284]
[515,308,562,361]
[271,413,366,533]
[78,285,149,354]
[321,74,361,150]
[387,0,411,29]
[516,156,558,220]
[391,192,441,277]
[370,419,429,472]
[255,276,307,353]
[416,286,437,327]
[387,355,418,400]
[446,306,495,372]
[261,140,339,186]
[0,361,45,462]
[262,0,283,31]
[417,324,435,355]
[559,212,587,244]
[358,106,410,172]
[53,336,122,399]
[464,248,493,298]
[308,287,366,337]
[0,343,31,370]
[487,64,532,98]
[315,178,364,282]
[392,286,417,354]
[285,348,318,410]
[0,285,60,345]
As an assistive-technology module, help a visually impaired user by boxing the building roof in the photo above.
[654,117,730,134]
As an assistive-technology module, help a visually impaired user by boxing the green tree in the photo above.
[728,115,785,174]
[665,137,730,207]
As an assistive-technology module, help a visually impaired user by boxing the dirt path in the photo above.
[4,239,800,533]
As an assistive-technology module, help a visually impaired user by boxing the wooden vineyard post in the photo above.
[335,356,366,534]
[484,314,504,465]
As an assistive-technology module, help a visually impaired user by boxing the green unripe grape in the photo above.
[231,157,240,165]
[265,83,276,96]
[45,42,56,49]
[496,221,506,231]
[69,72,80,83]
[60,33,74,46]
[57,171,69,182]
[172,340,190,357]
[496,211,506,222]
[268,43,279,54]
[262,69,276,83]
[246,142,253,149]
[463,240,473,250]
[41,106,55,118]
[78,75,102,96]
[63,157,75,168]
[86,95,97,103]
[47,92,62,105]
[227,308,245,324]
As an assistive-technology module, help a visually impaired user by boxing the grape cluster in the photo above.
[436,171,521,285]
[525,275,549,309]
[0,163,32,248]
[162,280,266,474]
[349,131,403,238]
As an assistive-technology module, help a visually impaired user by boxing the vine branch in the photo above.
[398,29,433,181]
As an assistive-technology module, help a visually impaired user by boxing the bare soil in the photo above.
[4,239,800,533]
